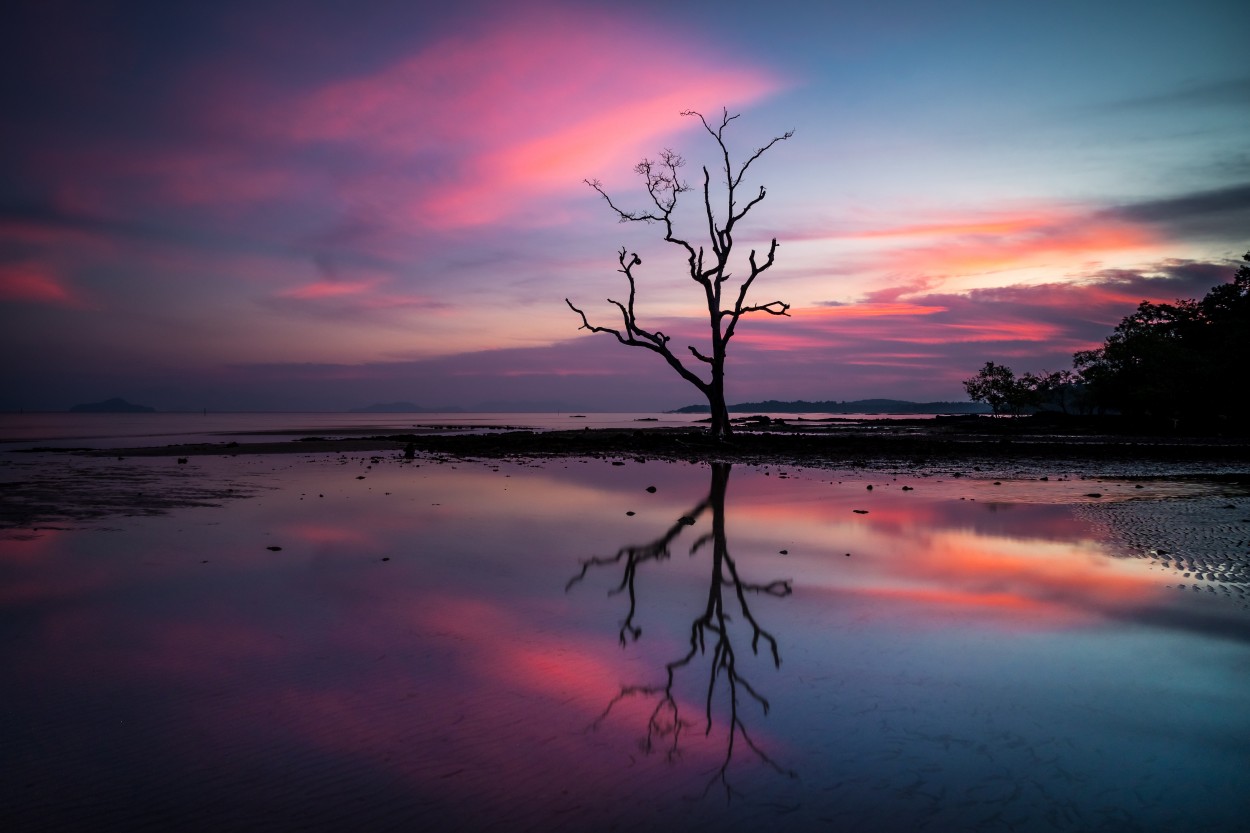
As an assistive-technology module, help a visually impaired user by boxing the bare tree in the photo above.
[567,463,795,798]
[566,109,793,440]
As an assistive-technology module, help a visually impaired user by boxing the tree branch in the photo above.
[571,109,793,440]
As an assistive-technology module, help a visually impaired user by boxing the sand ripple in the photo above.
[1074,492,1250,593]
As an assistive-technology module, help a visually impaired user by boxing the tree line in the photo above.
[964,250,1250,428]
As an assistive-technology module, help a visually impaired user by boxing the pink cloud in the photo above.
[264,275,447,319]
[0,261,83,307]
[277,279,382,300]
[7,5,787,309]
[264,10,785,228]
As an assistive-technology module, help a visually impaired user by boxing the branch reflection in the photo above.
[567,462,796,797]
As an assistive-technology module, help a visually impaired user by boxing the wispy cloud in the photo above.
[202,8,785,230]
[0,261,84,307]
[837,207,1158,286]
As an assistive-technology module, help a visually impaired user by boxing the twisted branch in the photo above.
[569,110,794,439]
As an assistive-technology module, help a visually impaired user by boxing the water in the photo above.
[0,411,933,449]
[2,445,1247,831]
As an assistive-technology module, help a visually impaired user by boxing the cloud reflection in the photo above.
[2,455,1244,830]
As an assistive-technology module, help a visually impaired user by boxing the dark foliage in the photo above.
[1074,250,1250,426]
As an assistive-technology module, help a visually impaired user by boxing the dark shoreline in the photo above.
[45,423,1250,477]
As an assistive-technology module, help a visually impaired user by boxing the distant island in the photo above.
[70,397,156,413]
[349,401,465,413]
[671,399,991,415]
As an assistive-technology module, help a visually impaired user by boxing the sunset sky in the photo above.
[3,0,1247,412]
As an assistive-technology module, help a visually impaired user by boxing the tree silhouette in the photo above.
[962,361,1034,416]
[566,110,793,441]
[1073,249,1250,425]
[566,463,795,798]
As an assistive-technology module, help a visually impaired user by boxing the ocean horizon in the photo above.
[0,409,942,450]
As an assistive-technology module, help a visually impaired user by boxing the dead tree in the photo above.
[567,463,795,798]
[566,110,793,441]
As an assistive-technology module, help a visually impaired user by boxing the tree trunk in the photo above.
[707,364,732,440]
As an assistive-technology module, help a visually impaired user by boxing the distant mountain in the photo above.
[671,399,990,415]
[70,397,156,413]
[349,401,465,413]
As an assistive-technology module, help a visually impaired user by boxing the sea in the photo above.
[0,410,931,450]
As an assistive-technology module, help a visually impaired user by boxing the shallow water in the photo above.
[2,454,1248,831]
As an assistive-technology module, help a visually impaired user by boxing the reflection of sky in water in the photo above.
[2,455,1248,831]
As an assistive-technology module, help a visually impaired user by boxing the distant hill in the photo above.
[671,399,990,415]
[70,397,156,413]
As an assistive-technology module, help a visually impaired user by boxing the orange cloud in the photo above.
[810,205,1166,291]
[853,215,1060,239]
[814,302,948,318]
[909,321,1063,343]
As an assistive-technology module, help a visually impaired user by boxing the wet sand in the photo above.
[4,427,1249,595]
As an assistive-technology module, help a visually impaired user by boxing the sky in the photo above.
[2,0,1248,412]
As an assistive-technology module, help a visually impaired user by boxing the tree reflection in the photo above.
[566,462,796,797]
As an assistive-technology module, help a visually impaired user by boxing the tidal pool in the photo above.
[2,454,1248,831]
